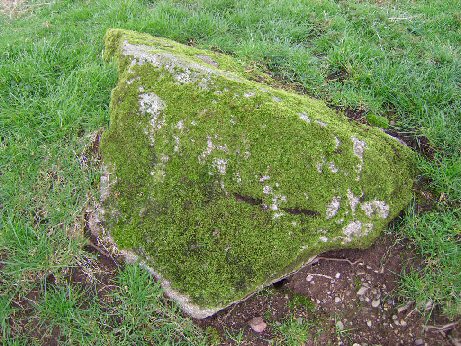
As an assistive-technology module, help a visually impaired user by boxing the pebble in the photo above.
[336,321,344,330]
[248,317,267,333]
[424,300,433,310]
[415,339,424,346]
[335,273,341,279]
[367,320,372,327]
[400,320,407,327]
[357,286,369,295]
[306,275,314,282]
[397,302,412,313]
[372,299,380,308]
[335,297,342,303]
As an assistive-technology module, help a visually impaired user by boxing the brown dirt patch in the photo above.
[197,235,460,345]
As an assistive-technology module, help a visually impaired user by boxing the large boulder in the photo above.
[100,29,415,318]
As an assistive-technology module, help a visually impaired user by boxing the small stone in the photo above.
[400,320,407,327]
[248,317,267,333]
[367,320,372,327]
[415,339,424,346]
[352,344,361,346]
[335,297,342,303]
[306,275,314,282]
[335,273,341,279]
[397,301,412,313]
[372,299,380,308]
[424,300,433,310]
[336,321,344,330]
[357,286,369,295]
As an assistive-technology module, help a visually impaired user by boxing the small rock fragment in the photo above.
[367,320,372,327]
[415,339,424,346]
[335,297,342,303]
[400,320,407,327]
[306,275,314,282]
[357,286,369,296]
[336,321,344,330]
[397,301,412,313]
[248,317,267,333]
[372,299,380,308]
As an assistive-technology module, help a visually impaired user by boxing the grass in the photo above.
[34,265,207,345]
[399,207,461,317]
[0,0,460,343]
[272,316,312,346]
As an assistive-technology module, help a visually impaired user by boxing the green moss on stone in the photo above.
[100,29,416,312]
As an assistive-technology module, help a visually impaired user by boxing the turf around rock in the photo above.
[100,28,416,316]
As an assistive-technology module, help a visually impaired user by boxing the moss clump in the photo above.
[288,293,316,313]
[366,113,390,129]
[100,29,416,314]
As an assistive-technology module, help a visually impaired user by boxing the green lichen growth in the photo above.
[366,113,390,129]
[100,29,416,310]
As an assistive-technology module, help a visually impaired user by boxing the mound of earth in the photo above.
[100,28,416,318]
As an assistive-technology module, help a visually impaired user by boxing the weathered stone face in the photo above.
[100,29,416,318]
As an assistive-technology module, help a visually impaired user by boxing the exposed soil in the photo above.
[195,235,460,345]
[384,130,435,160]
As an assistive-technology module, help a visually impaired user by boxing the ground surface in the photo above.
[1,0,460,345]
[198,236,459,345]
[11,227,458,345]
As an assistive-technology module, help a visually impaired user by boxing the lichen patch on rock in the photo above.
[100,29,416,318]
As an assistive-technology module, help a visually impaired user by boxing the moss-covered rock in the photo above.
[100,29,416,318]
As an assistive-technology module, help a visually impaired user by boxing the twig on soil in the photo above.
[405,307,417,320]
[316,256,363,266]
[98,284,120,293]
[87,241,111,257]
[86,241,120,268]
[388,16,416,21]
[306,273,334,280]
[423,321,459,332]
